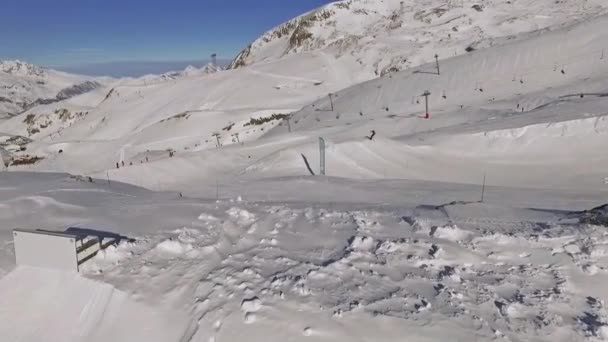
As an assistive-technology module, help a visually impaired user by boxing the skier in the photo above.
[366,130,376,141]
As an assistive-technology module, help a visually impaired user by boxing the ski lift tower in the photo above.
[211,53,217,72]
[422,90,431,119]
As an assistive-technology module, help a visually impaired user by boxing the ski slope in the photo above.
[44,12,606,194]
[0,2,608,341]
[3,0,608,188]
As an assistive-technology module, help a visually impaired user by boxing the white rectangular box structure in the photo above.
[13,228,120,272]
[13,229,79,272]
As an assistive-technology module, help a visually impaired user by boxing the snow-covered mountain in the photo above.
[0,60,45,77]
[1,0,607,190]
[2,2,608,342]
[0,60,105,118]
[231,0,608,81]
[136,63,224,85]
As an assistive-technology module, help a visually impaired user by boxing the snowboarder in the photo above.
[116,162,119,169]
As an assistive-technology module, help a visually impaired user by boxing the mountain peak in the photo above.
[0,60,45,77]
[229,0,608,80]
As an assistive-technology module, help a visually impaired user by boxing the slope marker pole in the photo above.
[434,54,440,75]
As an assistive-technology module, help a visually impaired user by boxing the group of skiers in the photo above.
[115,156,151,169]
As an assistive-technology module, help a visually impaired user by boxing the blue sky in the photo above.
[0,0,332,70]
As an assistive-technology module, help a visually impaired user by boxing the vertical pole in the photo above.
[423,90,431,119]
[319,137,326,176]
[106,171,111,188]
[286,117,292,133]
[481,172,487,203]
[211,53,217,69]
[328,93,334,111]
[435,54,440,75]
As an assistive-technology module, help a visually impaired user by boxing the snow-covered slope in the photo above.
[2,2,608,341]
[0,60,105,118]
[57,11,606,194]
[244,12,608,189]
[0,48,357,173]
[0,172,607,342]
[0,1,606,192]
[230,0,608,81]
[0,266,189,342]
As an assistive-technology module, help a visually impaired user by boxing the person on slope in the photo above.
[366,130,376,141]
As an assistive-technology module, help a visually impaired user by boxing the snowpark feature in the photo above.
[13,228,122,272]
[1,0,608,341]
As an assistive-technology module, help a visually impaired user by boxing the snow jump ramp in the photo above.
[12,227,127,272]
[1,228,190,341]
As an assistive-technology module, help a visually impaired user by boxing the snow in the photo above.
[0,266,189,342]
[241,297,263,313]
[0,60,108,119]
[0,172,605,341]
[0,1,608,341]
[231,0,608,82]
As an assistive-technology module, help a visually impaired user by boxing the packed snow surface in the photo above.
[0,173,607,341]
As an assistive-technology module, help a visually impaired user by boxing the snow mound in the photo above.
[349,236,377,252]
[241,296,263,313]
[431,225,472,242]
[155,239,193,255]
